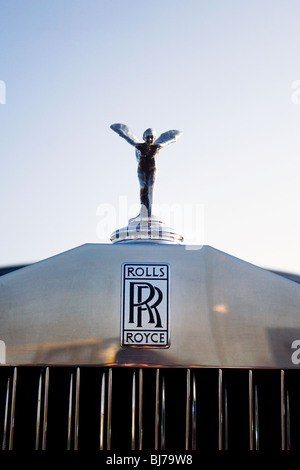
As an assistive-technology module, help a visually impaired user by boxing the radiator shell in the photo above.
[0,243,300,368]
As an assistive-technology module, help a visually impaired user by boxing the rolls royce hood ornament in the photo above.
[110,123,184,244]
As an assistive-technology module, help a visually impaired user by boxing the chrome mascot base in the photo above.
[110,212,184,244]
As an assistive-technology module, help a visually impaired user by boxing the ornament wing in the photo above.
[110,123,140,146]
[155,129,183,148]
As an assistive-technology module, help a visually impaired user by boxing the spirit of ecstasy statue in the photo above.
[110,123,183,217]
[110,123,183,244]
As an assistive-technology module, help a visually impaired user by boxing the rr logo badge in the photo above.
[121,263,170,347]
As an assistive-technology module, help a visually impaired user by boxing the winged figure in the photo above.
[110,123,182,216]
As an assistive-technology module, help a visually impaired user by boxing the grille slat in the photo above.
[185,369,197,450]
[131,371,136,450]
[2,375,11,450]
[66,367,81,450]
[138,368,143,450]
[2,367,17,451]
[281,369,291,450]
[1,366,300,450]
[9,367,17,450]
[154,368,159,450]
[34,367,49,450]
[218,369,228,450]
[99,371,105,450]
[131,368,144,450]
[191,371,196,450]
[66,371,74,449]
[185,369,190,450]
[107,367,112,449]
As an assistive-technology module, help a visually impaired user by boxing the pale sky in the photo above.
[1,0,300,275]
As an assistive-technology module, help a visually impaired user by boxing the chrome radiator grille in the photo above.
[0,366,299,451]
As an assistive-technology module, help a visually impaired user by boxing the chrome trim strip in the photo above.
[138,368,143,450]
[218,369,222,450]
[130,369,144,450]
[191,372,196,450]
[66,368,80,450]
[185,369,190,450]
[218,369,228,450]
[155,369,159,450]
[35,367,49,450]
[224,383,228,449]
[35,371,42,450]
[249,370,259,450]
[161,376,165,450]
[281,369,291,450]
[281,370,285,450]
[286,388,291,450]
[254,383,259,450]
[249,370,253,450]
[107,368,112,450]
[67,372,73,450]
[2,377,10,450]
[74,367,80,450]
[42,367,49,450]
[8,367,17,450]
[99,371,105,450]
[131,372,136,450]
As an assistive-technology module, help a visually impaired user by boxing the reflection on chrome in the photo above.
[212,304,229,314]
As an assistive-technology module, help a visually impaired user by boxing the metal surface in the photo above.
[1,366,300,450]
[1,243,300,367]
[0,244,300,368]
